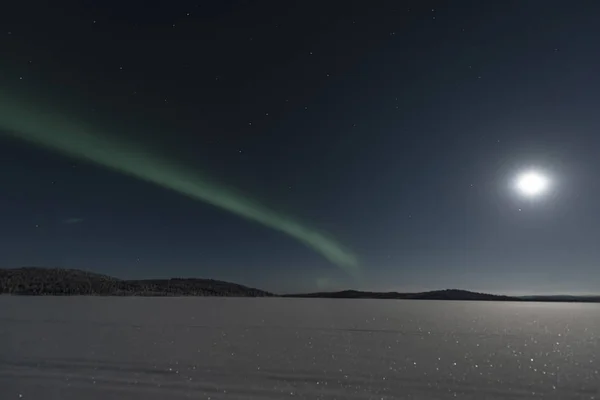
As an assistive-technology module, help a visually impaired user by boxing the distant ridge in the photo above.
[283,289,517,301]
[284,289,600,302]
[1,268,599,302]
[0,267,272,297]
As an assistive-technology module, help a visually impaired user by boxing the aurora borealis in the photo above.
[0,92,360,278]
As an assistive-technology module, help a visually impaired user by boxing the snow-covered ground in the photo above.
[0,297,598,399]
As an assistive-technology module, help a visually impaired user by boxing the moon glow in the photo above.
[515,170,549,197]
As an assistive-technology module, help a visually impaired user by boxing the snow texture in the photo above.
[0,297,599,399]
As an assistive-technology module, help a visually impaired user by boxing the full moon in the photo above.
[515,170,549,197]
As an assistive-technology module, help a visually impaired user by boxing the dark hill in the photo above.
[410,289,516,301]
[283,288,518,301]
[0,267,272,297]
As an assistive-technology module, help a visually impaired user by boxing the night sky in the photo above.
[2,1,600,295]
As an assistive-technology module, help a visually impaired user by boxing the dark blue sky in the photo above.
[2,1,600,294]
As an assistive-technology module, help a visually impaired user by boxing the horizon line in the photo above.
[2,266,599,298]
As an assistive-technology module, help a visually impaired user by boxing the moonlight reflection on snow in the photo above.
[0,297,598,399]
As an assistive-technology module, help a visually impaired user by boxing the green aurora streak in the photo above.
[0,94,359,277]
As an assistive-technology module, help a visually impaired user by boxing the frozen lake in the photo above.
[0,297,599,399]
